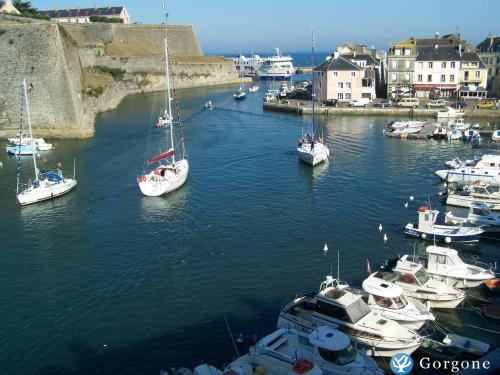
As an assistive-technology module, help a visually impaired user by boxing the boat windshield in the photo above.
[318,343,356,365]
[414,269,431,285]
[373,295,407,309]
[391,295,407,309]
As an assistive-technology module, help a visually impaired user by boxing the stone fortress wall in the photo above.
[0,16,239,138]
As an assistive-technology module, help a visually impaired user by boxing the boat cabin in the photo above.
[469,184,500,197]
[374,260,431,287]
[308,326,357,365]
[416,206,439,231]
[362,276,408,310]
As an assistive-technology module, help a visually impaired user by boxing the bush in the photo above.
[89,15,124,23]
[95,66,125,79]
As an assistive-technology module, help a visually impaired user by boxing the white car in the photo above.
[350,98,371,107]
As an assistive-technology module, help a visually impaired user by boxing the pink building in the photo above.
[315,53,376,102]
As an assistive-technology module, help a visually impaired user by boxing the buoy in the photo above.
[421,233,427,239]
[404,202,408,208]
[323,243,328,255]
[378,224,383,232]
[409,196,414,201]
[0,161,3,168]
[444,237,452,244]
[103,344,107,347]
[383,233,388,242]
[444,182,447,187]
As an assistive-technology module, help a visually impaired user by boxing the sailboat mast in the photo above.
[311,31,316,139]
[163,7,175,163]
[23,79,38,181]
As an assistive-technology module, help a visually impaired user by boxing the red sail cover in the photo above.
[147,148,175,164]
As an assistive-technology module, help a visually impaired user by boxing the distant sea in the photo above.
[215,51,331,67]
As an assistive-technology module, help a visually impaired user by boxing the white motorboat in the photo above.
[297,33,329,167]
[404,206,484,243]
[445,201,500,232]
[137,9,189,197]
[15,79,76,205]
[444,156,478,169]
[492,130,500,142]
[375,259,466,309]
[204,100,214,110]
[430,125,448,140]
[257,48,294,80]
[447,128,462,141]
[463,128,481,143]
[436,154,500,187]
[390,121,426,131]
[446,183,500,210]
[248,84,259,93]
[362,274,435,330]
[7,134,52,151]
[401,246,495,289]
[277,276,422,357]
[264,89,278,102]
[436,107,465,118]
[194,327,384,375]
[447,119,470,131]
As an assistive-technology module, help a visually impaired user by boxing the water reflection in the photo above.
[139,185,188,224]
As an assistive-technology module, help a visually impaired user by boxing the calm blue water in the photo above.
[0,83,499,374]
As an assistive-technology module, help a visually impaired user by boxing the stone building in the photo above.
[476,34,500,96]
[39,6,130,24]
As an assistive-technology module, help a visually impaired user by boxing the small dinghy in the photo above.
[419,338,461,361]
[447,128,463,141]
[463,129,481,143]
[443,334,490,357]
[429,126,447,140]
[492,129,500,142]
[204,100,214,110]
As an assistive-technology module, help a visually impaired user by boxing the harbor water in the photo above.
[0,83,499,374]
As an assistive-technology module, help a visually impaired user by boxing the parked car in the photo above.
[397,97,420,108]
[322,99,338,107]
[426,99,447,108]
[451,100,467,109]
[375,99,393,108]
[350,98,371,107]
[477,101,494,109]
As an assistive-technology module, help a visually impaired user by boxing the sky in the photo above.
[31,0,500,54]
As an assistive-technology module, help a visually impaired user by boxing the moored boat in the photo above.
[435,154,500,187]
[443,334,490,357]
[436,107,465,118]
[401,246,495,288]
[445,183,500,210]
[404,206,484,243]
[277,275,422,357]
[445,201,500,232]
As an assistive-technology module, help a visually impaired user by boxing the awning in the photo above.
[147,148,175,164]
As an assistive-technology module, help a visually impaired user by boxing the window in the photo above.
[395,49,401,56]
[497,57,500,64]
[418,62,423,69]
[345,93,351,100]
[404,48,411,56]
[475,70,480,78]
[427,74,432,82]
[428,62,433,68]
[405,60,410,68]
[392,73,397,82]
[442,62,446,68]
[418,74,423,82]
[496,67,499,75]
[451,62,455,68]
[351,72,356,77]
[337,82,344,88]
[338,93,344,100]
[346,82,351,89]
[333,71,338,77]
[392,60,397,69]
[450,74,455,82]
[464,71,469,81]
[441,75,446,82]
[405,73,410,81]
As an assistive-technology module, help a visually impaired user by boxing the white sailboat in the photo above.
[297,32,329,166]
[138,8,189,197]
[16,79,77,205]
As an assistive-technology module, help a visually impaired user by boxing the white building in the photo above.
[39,6,130,24]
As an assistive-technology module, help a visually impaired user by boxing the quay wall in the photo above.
[264,101,500,118]
[0,16,239,138]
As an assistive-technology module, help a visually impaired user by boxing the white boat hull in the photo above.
[138,159,188,197]
[17,178,77,205]
[446,194,500,211]
[297,143,329,166]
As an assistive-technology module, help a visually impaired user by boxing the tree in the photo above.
[12,1,49,19]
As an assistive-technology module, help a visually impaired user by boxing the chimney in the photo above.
[353,51,357,57]
[334,51,339,59]
[459,43,462,58]
[371,47,376,58]
[435,32,439,39]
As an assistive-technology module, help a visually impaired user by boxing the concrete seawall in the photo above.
[0,16,239,138]
[264,100,500,118]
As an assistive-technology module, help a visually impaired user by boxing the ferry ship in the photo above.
[233,48,294,80]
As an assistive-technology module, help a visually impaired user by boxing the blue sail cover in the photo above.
[42,171,63,182]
